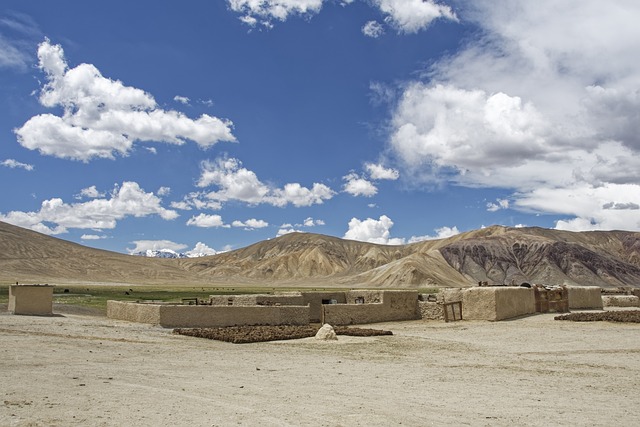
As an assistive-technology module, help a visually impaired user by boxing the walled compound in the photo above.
[107,285,613,328]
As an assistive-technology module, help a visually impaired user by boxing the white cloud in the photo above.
[76,185,104,199]
[80,234,107,240]
[0,181,178,235]
[388,1,640,231]
[365,162,399,180]
[14,39,236,161]
[1,159,34,171]
[343,215,404,245]
[0,13,39,70]
[343,173,377,197]
[128,240,188,254]
[186,213,228,228]
[374,0,457,34]
[228,0,324,27]
[277,227,304,237]
[186,242,219,257]
[173,95,190,105]
[362,20,384,38]
[408,225,460,243]
[157,186,171,196]
[232,218,269,229]
[486,198,509,212]
[170,192,223,211]
[198,157,335,207]
[302,217,324,227]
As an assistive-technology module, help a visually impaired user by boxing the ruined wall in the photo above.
[418,301,443,320]
[462,287,535,321]
[8,285,54,316]
[602,295,640,308]
[322,290,419,325]
[566,286,603,309]
[107,300,310,328]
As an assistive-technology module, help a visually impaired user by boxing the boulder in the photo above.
[315,324,338,340]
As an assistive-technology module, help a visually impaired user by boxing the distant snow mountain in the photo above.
[133,249,211,259]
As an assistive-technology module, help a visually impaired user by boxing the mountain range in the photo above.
[0,220,638,288]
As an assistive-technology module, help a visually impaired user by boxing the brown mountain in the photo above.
[1,221,639,288]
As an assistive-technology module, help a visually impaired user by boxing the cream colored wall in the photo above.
[462,287,535,321]
[107,300,310,328]
[301,292,347,322]
[322,290,419,325]
[8,285,54,315]
[566,286,603,309]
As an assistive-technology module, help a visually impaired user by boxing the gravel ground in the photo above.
[2,309,640,426]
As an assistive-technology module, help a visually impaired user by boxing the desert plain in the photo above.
[1,303,640,426]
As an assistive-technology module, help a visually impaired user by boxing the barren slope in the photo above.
[1,221,639,288]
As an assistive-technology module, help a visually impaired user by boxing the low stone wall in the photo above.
[322,290,419,326]
[8,284,54,316]
[107,300,310,328]
[462,287,535,321]
[602,295,640,308]
[418,301,443,320]
[567,286,603,309]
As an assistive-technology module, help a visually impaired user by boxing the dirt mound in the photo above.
[554,311,640,323]
[173,325,393,344]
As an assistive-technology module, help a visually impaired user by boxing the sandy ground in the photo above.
[1,306,640,427]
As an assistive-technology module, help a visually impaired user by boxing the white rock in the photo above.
[315,324,338,340]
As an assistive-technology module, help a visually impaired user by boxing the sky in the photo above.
[1,0,639,256]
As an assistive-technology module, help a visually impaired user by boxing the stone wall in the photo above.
[107,300,310,328]
[209,293,305,307]
[462,287,535,321]
[566,286,603,309]
[8,284,54,316]
[301,292,347,322]
[602,295,640,308]
[322,290,419,325]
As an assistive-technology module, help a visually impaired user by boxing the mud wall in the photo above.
[8,285,54,315]
[301,292,347,322]
[209,293,305,307]
[602,295,640,308]
[566,286,603,309]
[462,287,535,321]
[322,290,419,325]
[107,300,310,328]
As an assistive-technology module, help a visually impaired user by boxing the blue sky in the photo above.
[1,1,639,255]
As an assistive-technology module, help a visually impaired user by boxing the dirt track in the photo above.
[2,306,640,426]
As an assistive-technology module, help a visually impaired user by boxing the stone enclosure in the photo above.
[107,285,614,328]
[8,284,54,316]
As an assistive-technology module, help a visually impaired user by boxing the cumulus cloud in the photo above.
[198,157,335,207]
[1,159,33,171]
[228,0,455,33]
[173,95,190,105]
[408,225,460,243]
[362,20,384,38]
[343,215,404,245]
[76,185,104,199]
[128,240,188,254]
[374,0,457,33]
[343,172,377,197]
[276,227,304,237]
[14,39,236,161]
[302,217,324,227]
[486,198,509,212]
[0,181,178,235]
[232,218,269,229]
[365,162,399,180]
[387,0,640,231]
[228,0,324,27]
[186,213,228,228]
[186,242,219,257]
[80,234,107,240]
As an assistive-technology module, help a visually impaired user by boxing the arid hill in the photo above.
[1,220,639,288]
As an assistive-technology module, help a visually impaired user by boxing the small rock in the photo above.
[315,324,338,341]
